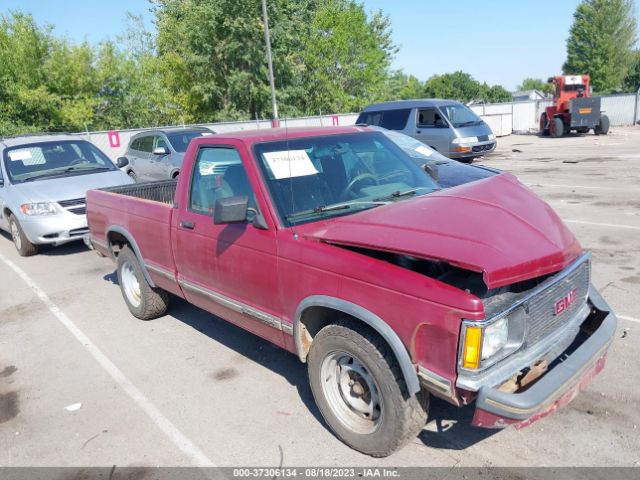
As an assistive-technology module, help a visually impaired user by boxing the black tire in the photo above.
[308,321,428,457]
[8,214,38,257]
[127,170,138,182]
[552,117,564,138]
[116,246,169,320]
[539,112,550,136]
[595,115,610,135]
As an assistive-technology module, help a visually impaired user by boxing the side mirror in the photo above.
[423,162,438,181]
[214,195,249,225]
[116,157,129,168]
[153,146,170,155]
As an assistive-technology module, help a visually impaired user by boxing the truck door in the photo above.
[173,144,283,345]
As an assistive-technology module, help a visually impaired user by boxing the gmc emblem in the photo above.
[554,288,578,316]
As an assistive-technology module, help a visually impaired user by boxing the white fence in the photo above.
[79,93,639,160]
[470,92,639,134]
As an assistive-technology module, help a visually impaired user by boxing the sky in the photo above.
[2,0,638,90]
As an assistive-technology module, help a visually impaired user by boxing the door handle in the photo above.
[416,130,422,134]
[180,221,195,230]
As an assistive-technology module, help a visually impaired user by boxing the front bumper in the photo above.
[20,213,89,245]
[471,286,616,428]
[449,141,496,159]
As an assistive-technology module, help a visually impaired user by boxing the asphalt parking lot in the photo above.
[1,127,639,468]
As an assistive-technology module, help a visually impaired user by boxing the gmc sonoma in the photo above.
[86,126,616,457]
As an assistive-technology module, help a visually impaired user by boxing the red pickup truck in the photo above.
[87,126,616,457]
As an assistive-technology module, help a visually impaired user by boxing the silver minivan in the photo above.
[0,134,133,256]
[356,99,496,162]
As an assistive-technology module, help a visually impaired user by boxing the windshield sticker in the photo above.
[8,150,32,161]
[415,146,433,157]
[263,150,318,179]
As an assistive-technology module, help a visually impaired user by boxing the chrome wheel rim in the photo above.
[10,221,21,250]
[121,261,142,308]
[320,351,382,434]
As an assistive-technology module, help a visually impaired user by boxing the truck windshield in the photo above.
[3,140,116,184]
[438,104,482,128]
[253,132,439,226]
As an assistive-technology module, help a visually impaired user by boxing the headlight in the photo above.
[452,136,478,145]
[460,311,525,371]
[481,317,508,360]
[488,133,496,141]
[20,202,58,216]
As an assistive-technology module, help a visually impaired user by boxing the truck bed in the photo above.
[100,179,178,205]
[87,179,180,294]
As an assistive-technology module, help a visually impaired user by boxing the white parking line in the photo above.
[564,219,640,231]
[619,314,640,325]
[0,251,216,467]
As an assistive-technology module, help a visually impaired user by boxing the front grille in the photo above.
[69,227,90,237]
[471,143,495,153]
[524,259,591,347]
[58,197,86,215]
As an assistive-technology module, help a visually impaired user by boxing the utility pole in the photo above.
[261,0,279,124]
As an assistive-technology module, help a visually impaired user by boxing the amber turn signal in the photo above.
[462,326,482,369]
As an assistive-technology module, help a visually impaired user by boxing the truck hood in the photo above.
[11,170,133,203]
[297,174,582,289]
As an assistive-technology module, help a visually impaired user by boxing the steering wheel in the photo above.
[69,158,86,166]
[378,170,411,184]
[340,173,379,200]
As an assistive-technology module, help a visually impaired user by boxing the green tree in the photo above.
[622,50,640,91]
[563,0,637,93]
[517,77,554,95]
[300,0,397,113]
[381,70,424,101]
[422,71,510,103]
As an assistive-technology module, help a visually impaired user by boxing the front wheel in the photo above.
[116,246,169,320]
[552,117,564,138]
[9,214,38,257]
[539,112,550,136]
[308,321,428,457]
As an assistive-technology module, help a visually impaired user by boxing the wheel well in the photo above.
[3,207,12,219]
[297,306,385,361]
[107,231,130,257]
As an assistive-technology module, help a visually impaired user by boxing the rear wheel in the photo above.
[116,246,169,320]
[9,214,38,257]
[308,321,428,457]
[595,115,610,135]
[539,112,550,136]
[552,117,564,138]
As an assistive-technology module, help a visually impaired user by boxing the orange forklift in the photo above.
[540,75,609,137]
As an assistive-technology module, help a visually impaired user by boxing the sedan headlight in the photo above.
[20,202,59,216]
[452,136,478,145]
[460,311,525,371]
[488,133,496,141]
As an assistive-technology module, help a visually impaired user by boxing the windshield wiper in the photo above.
[285,200,389,221]
[456,120,480,127]
[63,165,111,172]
